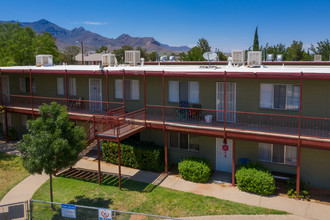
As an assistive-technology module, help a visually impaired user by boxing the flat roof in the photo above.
[1,64,330,80]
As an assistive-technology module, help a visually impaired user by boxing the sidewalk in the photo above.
[74,159,330,220]
[0,173,49,205]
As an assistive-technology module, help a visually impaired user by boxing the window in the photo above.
[169,132,199,152]
[260,84,300,110]
[115,79,139,100]
[57,78,64,95]
[258,143,297,165]
[169,81,199,104]
[68,78,76,96]
[19,77,36,94]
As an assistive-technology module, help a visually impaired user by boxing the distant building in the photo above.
[75,52,102,65]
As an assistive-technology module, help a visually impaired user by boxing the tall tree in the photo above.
[18,103,86,208]
[197,38,211,53]
[179,46,205,61]
[136,46,148,59]
[0,22,60,66]
[286,41,304,61]
[253,26,259,51]
[96,45,107,53]
[61,46,80,64]
[310,39,330,61]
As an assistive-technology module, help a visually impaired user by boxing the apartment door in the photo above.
[89,78,102,111]
[216,82,236,122]
[2,75,10,103]
[216,138,233,172]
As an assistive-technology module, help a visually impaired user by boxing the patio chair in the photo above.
[176,101,190,121]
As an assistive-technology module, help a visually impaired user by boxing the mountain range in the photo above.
[1,19,190,52]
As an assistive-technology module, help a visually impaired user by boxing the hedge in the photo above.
[102,140,164,172]
[178,157,212,183]
[235,167,275,196]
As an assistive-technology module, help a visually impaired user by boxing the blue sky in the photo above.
[1,0,330,52]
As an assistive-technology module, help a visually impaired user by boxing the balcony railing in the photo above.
[2,94,123,115]
[146,105,330,140]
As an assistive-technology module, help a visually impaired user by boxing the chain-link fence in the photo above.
[30,199,181,220]
[0,201,29,220]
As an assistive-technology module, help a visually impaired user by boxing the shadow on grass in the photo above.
[58,168,159,193]
[0,152,18,161]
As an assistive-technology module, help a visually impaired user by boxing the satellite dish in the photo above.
[203,52,217,61]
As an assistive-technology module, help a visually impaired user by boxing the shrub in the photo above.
[286,179,310,200]
[9,127,18,141]
[235,167,275,196]
[102,140,164,172]
[239,161,270,173]
[178,157,212,183]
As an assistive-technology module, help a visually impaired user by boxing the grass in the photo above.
[0,152,30,200]
[31,172,287,219]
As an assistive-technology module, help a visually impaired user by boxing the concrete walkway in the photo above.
[74,159,330,220]
[0,173,49,205]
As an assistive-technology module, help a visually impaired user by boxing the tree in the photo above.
[96,45,107,53]
[136,46,148,59]
[0,22,60,66]
[61,46,80,64]
[112,45,133,64]
[197,38,211,53]
[310,39,330,61]
[179,46,205,61]
[265,43,287,60]
[18,103,86,208]
[147,51,157,61]
[253,26,259,51]
[286,41,304,61]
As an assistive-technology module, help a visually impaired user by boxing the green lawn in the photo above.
[32,173,286,219]
[0,152,30,200]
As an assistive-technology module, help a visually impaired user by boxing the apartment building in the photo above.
[0,62,329,192]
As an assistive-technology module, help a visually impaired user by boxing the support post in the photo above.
[106,70,109,111]
[118,141,122,190]
[144,71,147,125]
[232,139,236,186]
[81,41,84,65]
[223,71,227,143]
[65,69,68,108]
[165,131,168,174]
[4,110,9,143]
[93,116,96,140]
[0,71,3,106]
[123,70,125,109]
[97,139,101,185]
[162,72,165,131]
[296,72,303,197]
[30,69,34,117]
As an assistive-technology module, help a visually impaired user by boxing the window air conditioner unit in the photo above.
[232,50,245,65]
[125,50,140,66]
[247,51,262,66]
[36,55,53,67]
[314,55,322,62]
[102,54,117,67]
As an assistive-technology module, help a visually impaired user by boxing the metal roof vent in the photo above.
[277,54,283,61]
[267,54,274,61]
[232,50,245,66]
[314,55,322,62]
[36,55,53,67]
[102,54,117,67]
[125,50,140,66]
[247,51,262,67]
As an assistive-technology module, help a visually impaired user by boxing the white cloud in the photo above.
[83,21,107,25]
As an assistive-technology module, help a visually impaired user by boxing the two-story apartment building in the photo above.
[0,62,329,193]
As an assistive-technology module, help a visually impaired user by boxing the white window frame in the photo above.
[68,78,77,96]
[258,143,297,166]
[168,81,199,104]
[169,132,199,152]
[115,79,139,100]
[57,78,64,95]
[260,83,300,110]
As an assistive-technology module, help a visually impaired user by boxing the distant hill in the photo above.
[1,19,190,52]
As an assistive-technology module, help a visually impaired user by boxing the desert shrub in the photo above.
[102,140,164,172]
[286,179,310,200]
[178,157,212,183]
[235,167,275,196]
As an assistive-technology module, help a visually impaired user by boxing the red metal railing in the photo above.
[146,105,330,139]
[2,94,123,115]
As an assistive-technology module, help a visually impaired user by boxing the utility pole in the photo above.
[81,41,84,65]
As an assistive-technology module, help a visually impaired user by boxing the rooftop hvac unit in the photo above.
[314,55,322,62]
[102,54,117,67]
[267,54,274,61]
[36,55,53,66]
[247,51,262,66]
[277,54,283,61]
[125,50,140,66]
[232,50,245,65]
